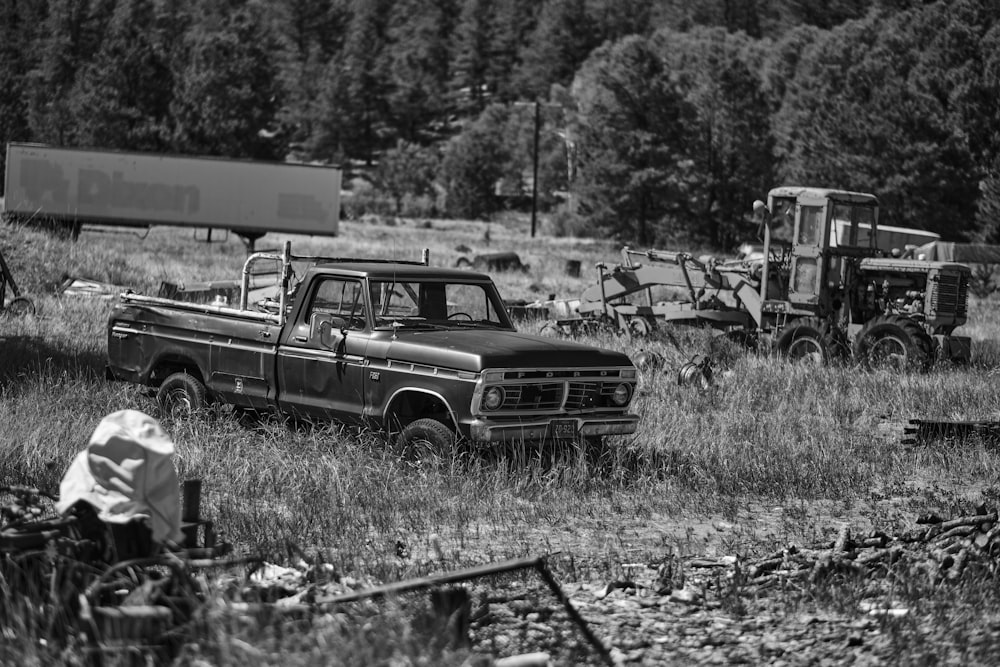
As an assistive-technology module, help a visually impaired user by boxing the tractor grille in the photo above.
[932,273,968,319]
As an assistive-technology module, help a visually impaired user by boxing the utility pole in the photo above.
[530,100,540,239]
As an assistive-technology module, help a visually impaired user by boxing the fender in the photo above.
[379,386,460,432]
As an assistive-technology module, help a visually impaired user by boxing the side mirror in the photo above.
[317,316,347,349]
[752,199,772,241]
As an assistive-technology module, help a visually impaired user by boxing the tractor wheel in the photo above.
[538,321,564,337]
[854,315,933,371]
[776,317,837,365]
[157,372,208,419]
[398,418,456,460]
[627,317,654,338]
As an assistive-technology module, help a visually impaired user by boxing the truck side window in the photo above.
[308,278,367,331]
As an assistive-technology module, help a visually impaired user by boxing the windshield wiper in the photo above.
[448,320,507,329]
[376,320,448,330]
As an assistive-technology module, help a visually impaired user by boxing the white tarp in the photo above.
[57,410,183,545]
[910,241,1000,264]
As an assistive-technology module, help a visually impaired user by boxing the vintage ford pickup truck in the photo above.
[106,244,639,449]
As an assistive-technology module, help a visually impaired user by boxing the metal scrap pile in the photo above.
[0,410,232,663]
[689,507,1000,592]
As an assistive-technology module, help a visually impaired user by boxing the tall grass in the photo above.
[4,217,1000,663]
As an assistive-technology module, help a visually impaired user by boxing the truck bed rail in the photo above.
[118,292,282,324]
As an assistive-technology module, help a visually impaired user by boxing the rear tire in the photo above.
[4,296,35,317]
[854,315,932,371]
[157,372,207,418]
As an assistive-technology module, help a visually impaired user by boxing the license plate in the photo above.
[552,420,577,439]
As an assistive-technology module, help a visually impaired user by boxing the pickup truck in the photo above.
[106,244,640,449]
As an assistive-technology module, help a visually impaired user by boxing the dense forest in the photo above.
[1,0,999,249]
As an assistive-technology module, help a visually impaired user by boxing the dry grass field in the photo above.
[3,214,1000,664]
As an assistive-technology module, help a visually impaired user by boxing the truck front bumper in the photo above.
[467,414,639,443]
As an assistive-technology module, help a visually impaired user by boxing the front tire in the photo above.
[854,315,932,371]
[157,372,207,418]
[398,418,455,458]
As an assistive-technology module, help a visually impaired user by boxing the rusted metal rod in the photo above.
[315,555,546,605]
[314,555,613,667]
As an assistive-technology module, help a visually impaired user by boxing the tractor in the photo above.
[560,186,971,369]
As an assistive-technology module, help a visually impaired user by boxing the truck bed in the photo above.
[108,294,283,410]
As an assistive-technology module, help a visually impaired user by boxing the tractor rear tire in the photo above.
[157,372,208,419]
[854,315,933,372]
[776,317,838,365]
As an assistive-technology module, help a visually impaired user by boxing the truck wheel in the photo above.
[157,372,207,418]
[398,418,455,458]
[627,317,654,338]
[854,315,932,371]
[776,317,834,365]
[4,297,35,317]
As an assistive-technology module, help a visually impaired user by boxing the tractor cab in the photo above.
[757,187,880,317]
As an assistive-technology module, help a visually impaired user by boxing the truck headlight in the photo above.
[483,386,505,410]
[611,383,632,406]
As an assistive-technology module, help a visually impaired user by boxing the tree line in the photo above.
[1,0,998,250]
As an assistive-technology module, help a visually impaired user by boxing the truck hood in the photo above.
[385,329,632,372]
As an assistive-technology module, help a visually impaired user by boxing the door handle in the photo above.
[293,335,307,342]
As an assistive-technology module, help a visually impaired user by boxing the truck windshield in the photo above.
[370,280,512,329]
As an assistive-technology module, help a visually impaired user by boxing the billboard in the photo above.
[3,143,341,237]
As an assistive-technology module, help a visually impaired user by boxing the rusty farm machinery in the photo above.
[540,186,971,371]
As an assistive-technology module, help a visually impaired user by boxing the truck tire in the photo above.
[854,315,932,372]
[3,297,35,317]
[776,317,838,365]
[398,418,456,458]
[157,372,208,418]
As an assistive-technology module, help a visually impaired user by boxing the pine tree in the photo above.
[27,0,117,146]
[385,0,456,143]
[70,0,178,151]
[571,35,695,245]
[170,0,284,159]
[0,0,46,172]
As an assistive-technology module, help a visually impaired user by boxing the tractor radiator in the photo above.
[930,272,968,319]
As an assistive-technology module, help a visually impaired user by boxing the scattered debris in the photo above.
[902,418,1000,446]
[1,410,232,663]
[677,354,713,390]
[58,275,128,299]
[0,247,33,315]
[158,279,240,305]
[632,350,665,372]
[455,252,529,273]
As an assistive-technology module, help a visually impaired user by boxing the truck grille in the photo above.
[932,273,968,319]
[501,383,564,411]
[483,377,629,414]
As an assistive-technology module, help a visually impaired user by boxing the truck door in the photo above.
[788,194,830,307]
[276,276,370,422]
